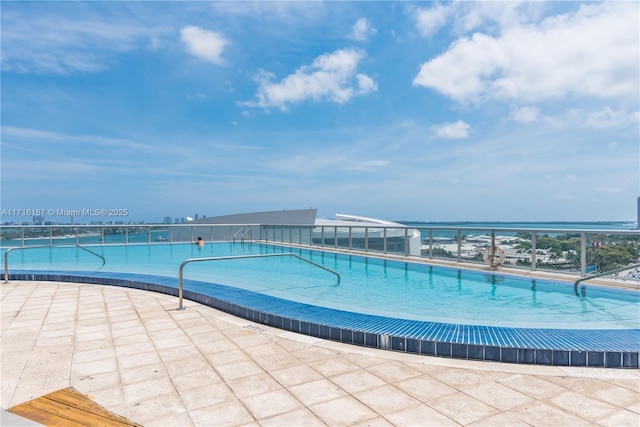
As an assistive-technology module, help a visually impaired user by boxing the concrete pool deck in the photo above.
[2,281,639,426]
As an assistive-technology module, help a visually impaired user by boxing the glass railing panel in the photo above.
[417,227,458,261]
[101,227,127,244]
[0,227,23,247]
[149,226,170,243]
[21,227,53,246]
[298,226,312,245]
[583,232,638,277]
[518,230,581,273]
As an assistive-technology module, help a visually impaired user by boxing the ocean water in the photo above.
[398,221,638,239]
[400,221,637,231]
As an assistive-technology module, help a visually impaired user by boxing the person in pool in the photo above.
[195,236,204,247]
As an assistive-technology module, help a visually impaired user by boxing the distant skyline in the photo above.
[2,1,639,223]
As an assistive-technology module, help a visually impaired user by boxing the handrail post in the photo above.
[178,261,186,310]
[428,229,433,259]
[383,228,387,254]
[457,230,462,262]
[580,232,587,276]
[365,228,369,252]
[531,232,537,272]
[404,228,408,256]
[4,248,12,283]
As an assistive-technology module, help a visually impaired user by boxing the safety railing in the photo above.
[261,224,640,278]
[232,227,252,243]
[177,253,341,310]
[0,224,261,247]
[4,244,106,283]
[573,263,640,295]
[2,223,639,279]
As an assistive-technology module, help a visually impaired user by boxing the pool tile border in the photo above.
[7,271,640,369]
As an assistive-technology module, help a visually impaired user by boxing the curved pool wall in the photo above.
[7,269,639,369]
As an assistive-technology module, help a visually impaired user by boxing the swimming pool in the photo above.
[3,242,639,367]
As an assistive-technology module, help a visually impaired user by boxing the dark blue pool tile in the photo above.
[502,347,517,364]
[290,319,300,333]
[436,342,451,357]
[260,312,270,325]
[299,321,310,335]
[622,352,638,368]
[570,351,587,366]
[553,350,569,366]
[518,348,535,364]
[318,325,330,339]
[485,346,501,362]
[353,331,364,346]
[406,338,420,354]
[605,352,622,368]
[468,345,483,360]
[451,343,466,359]
[588,352,604,367]
[421,340,435,356]
[309,323,319,337]
[536,349,553,365]
[274,315,283,329]
[340,329,352,344]
[365,333,378,348]
[391,337,405,352]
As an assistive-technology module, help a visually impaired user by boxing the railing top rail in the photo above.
[4,244,105,283]
[574,263,640,293]
[0,223,263,228]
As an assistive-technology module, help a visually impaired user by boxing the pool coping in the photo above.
[7,270,639,369]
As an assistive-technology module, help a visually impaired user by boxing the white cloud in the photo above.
[413,2,639,104]
[583,107,640,129]
[348,160,389,171]
[430,120,470,139]
[510,106,540,124]
[243,49,377,110]
[453,1,542,34]
[1,9,169,74]
[186,93,207,100]
[550,108,640,130]
[350,17,377,41]
[414,3,450,37]
[180,25,229,65]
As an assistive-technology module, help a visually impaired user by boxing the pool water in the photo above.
[3,242,639,330]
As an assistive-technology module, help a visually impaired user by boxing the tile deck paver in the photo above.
[2,281,639,426]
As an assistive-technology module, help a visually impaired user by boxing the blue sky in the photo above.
[1,1,638,223]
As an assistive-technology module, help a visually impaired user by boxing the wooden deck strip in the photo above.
[8,388,142,427]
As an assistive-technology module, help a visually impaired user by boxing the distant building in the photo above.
[163,216,172,224]
[174,208,422,256]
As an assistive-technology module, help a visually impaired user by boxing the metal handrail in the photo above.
[240,227,252,241]
[573,263,640,295]
[232,227,252,243]
[4,244,106,283]
[177,253,341,309]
